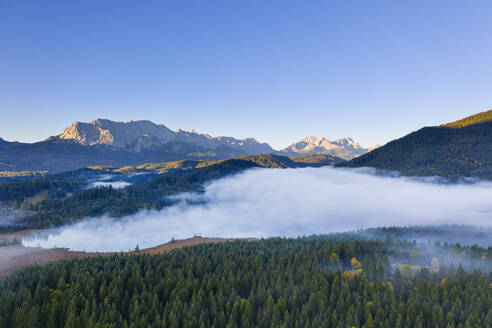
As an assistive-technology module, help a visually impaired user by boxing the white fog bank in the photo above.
[23,167,492,252]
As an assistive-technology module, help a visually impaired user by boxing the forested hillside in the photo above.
[0,139,251,173]
[111,153,343,174]
[340,110,492,179]
[1,234,491,327]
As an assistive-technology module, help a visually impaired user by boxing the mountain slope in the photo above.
[0,139,241,172]
[339,110,492,179]
[281,136,369,160]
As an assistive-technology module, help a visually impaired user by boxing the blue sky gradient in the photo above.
[1,0,492,149]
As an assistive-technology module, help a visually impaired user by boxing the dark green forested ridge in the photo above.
[1,234,492,327]
[289,153,345,166]
[110,153,343,174]
[339,110,492,179]
[0,179,81,203]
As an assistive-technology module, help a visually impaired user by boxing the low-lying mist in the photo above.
[23,167,492,252]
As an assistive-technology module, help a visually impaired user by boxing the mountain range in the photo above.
[7,109,490,179]
[0,119,369,172]
[53,119,276,154]
[340,109,492,179]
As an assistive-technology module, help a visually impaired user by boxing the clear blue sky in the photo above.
[1,0,492,149]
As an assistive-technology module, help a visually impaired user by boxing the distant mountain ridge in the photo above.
[340,109,492,179]
[281,136,371,160]
[0,119,367,172]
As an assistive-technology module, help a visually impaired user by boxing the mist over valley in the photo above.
[22,166,492,252]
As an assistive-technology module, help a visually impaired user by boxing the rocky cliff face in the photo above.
[58,119,176,150]
[56,119,275,154]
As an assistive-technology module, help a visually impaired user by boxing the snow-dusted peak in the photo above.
[332,137,366,154]
[282,136,370,160]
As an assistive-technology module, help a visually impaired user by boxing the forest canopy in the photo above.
[1,232,492,327]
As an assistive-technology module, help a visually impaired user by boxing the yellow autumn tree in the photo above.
[350,257,362,269]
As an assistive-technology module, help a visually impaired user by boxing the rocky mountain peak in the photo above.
[53,119,275,155]
[332,137,366,154]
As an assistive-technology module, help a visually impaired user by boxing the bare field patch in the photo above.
[0,233,256,279]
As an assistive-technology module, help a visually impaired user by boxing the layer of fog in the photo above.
[23,167,492,252]
[0,204,21,227]
[0,214,21,227]
[363,225,492,248]
[85,174,132,189]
